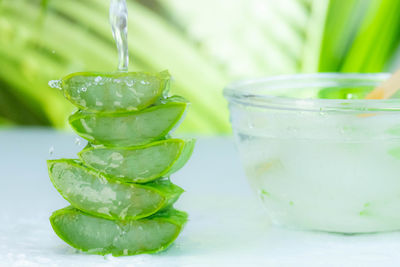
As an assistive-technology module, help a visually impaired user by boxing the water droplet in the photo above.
[94,76,102,83]
[74,137,81,146]
[49,146,54,155]
[104,254,115,261]
[115,91,123,98]
[48,80,62,90]
[81,87,87,92]
[126,80,134,87]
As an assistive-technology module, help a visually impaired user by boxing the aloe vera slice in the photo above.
[78,139,195,183]
[69,96,187,147]
[48,159,183,220]
[50,206,187,256]
[61,71,170,112]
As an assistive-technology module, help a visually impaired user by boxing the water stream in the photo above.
[49,0,130,89]
[110,0,129,72]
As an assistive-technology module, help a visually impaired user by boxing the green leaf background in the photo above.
[0,0,399,134]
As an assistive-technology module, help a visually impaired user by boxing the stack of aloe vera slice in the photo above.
[48,70,195,256]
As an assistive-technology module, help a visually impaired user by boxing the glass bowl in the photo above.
[224,73,400,233]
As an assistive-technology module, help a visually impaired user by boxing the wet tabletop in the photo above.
[1,128,400,267]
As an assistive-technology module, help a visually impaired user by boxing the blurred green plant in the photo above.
[0,0,399,133]
[319,0,400,72]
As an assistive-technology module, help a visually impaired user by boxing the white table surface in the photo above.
[1,128,400,267]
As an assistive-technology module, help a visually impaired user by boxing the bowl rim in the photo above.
[223,73,400,112]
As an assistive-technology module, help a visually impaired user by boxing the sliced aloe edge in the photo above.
[68,96,188,147]
[164,138,195,176]
[47,159,183,220]
[50,206,188,256]
[78,138,195,183]
[61,70,170,113]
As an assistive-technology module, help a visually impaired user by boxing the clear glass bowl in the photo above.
[224,73,400,233]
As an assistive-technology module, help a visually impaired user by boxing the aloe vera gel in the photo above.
[225,73,400,233]
[48,70,194,255]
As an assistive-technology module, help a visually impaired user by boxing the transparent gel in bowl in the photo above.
[224,73,400,233]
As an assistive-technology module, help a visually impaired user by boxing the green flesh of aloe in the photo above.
[49,70,193,255]
[48,159,183,220]
[50,206,188,256]
[79,139,195,183]
[69,96,188,147]
[62,71,170,112]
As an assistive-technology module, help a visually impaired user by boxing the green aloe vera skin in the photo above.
[69,96,188,147]
[50,206,188,256]
[48,159,183,220]
[79,139,195,183]
[62,71,170,112]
